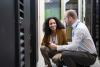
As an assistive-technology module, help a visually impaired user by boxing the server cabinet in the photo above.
[15,0,31,67]
[30,0,38,67]
[0,0,15,67]
[85,0,100,59]
[91,0,100,59]
[0,0,31,67]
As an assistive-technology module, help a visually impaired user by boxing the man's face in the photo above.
[64,16,72,25]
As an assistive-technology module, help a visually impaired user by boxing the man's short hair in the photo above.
[66,9,77,19]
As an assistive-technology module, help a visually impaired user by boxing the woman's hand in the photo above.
[48,42,58,50]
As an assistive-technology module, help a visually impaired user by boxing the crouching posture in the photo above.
[48,10,97,67]
[40,17,67,67]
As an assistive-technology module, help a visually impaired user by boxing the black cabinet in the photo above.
[0,0,15,67]
[0,0,31,67]
[85,0,100,59]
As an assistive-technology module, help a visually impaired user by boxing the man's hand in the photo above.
[48,42,58,50]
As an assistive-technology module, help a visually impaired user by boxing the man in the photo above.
[49,9,97,67]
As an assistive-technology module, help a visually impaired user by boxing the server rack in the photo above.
[15,0,31,67]
[92,0,100,59]
[30,0,38,67]
[0,0,32,67]
[85,0,100,59]
[0,0,16,67]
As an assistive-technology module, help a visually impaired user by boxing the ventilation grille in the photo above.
[18,0,25,67]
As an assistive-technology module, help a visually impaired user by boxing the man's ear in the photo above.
[70,17,73,20]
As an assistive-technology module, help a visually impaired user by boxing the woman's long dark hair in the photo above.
[43,17,65,36]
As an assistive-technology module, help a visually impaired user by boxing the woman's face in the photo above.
[49,19,57,31]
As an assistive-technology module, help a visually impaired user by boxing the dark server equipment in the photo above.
[0,0,16,67]
[30,0,38,67]
[91,0,100,59]
[15,0,31,67]
[0,0,34,67]
[85,0,100,59]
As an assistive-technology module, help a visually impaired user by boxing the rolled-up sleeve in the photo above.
[57,28,84,51]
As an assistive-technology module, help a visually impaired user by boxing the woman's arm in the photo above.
[41,35,50,47]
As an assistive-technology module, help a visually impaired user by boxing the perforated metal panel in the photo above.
[17,0,25,67]
[15,0,31,67]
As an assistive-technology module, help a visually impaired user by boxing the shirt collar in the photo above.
[72,19,79,29]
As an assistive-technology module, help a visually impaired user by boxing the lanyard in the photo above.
[72,22,80,37]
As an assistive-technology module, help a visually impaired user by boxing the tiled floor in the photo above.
[90,58,100,67]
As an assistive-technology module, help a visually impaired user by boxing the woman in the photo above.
[40,17,67,67]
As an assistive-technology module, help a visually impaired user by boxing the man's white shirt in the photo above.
[57,20,97,54]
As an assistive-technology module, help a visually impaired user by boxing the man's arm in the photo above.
[57,28,84,51]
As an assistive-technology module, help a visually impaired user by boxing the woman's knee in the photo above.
[40,46,49,52]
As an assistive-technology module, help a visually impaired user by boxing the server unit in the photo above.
[0,0,37,67]
[30,0,38,67]
[0,0,16,67]
[85,0,100,59]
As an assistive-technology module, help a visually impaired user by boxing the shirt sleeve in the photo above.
[57,28,84,51]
